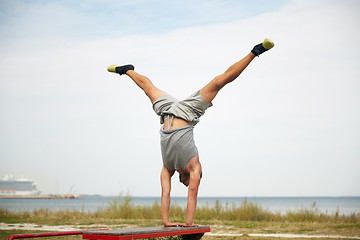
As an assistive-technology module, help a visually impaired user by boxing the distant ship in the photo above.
[0,175,40,196]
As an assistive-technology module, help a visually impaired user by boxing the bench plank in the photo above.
[83,225,210,240]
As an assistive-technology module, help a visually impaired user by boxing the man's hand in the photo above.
[163,222,182,227]
[183,222,199,227]
[164,222,199,227]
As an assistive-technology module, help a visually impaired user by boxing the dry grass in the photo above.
[1,196,359,239]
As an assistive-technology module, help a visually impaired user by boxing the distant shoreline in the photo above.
[1,196,359,216]
[0,194,80,199]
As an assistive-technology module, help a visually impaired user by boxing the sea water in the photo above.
[0,196,359,215]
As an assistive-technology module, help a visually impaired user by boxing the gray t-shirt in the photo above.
[153,91,212,170]
[160,124,198,171]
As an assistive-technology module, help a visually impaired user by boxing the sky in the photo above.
[0,0,359,197]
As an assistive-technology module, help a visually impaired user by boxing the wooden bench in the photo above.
[82,225,210,240]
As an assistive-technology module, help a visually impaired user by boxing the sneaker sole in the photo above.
[262,39,274,50]
[107,64,118,73]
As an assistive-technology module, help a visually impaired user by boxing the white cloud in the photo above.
[1,0,359,196]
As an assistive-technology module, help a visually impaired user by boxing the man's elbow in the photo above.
[162,188,171,198]
[188,181,200,196]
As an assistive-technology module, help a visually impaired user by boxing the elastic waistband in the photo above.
[160,123,194,133]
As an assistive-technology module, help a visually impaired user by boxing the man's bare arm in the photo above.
[185,164,201,226]
[160,165,178,226]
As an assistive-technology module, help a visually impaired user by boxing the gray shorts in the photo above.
[152,91,213,125]
[153,91,213,171]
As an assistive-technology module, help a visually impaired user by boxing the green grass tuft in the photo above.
[1,194,359,226]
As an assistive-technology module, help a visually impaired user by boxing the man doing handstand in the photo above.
[107,39,274,227]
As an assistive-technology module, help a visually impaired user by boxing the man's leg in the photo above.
[126,70,165,103]
[199,39,274,103]
[108,65,165,103]
[199,52,255,103]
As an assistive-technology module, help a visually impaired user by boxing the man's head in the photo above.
[179,172,202,187]
[179,173,190,186]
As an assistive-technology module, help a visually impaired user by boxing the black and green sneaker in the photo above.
[251,39,274,56]
[107,64,134,75]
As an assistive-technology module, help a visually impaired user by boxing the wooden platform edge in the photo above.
[83,225,210,240]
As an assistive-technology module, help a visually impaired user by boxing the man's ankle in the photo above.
[116,64,134,75]
[107,64,134,75]
[251,39,274,56]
